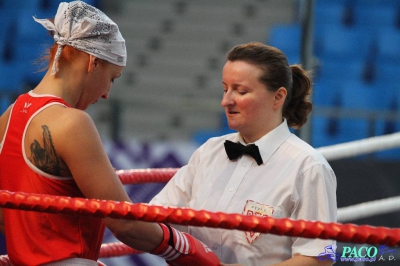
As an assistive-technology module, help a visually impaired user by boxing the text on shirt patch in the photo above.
[243,200,274,244]
[21,102,32,113]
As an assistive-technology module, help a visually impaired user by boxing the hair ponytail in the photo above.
[283,65,313,128]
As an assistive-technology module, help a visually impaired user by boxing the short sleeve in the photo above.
[149,147,201,208]
[291,163,337,256]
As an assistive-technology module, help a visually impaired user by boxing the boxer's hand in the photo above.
[151,223,220,266]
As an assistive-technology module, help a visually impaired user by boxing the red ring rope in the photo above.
[99,242,142,258]
[0,190,399,248]
[116,168,177,184]
[1,168,399,261]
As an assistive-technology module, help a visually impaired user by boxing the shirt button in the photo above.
[228,187,234,192]
[243,163,247,167]
[212,243,219,250]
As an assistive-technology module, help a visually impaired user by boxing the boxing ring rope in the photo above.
[1,132,400,261]
[338,196,400,223]
[317,132,400,222]
[117,167,400,224]
[316,132,400,161]
[116,168,176,185]
[115,132,400,184]
[0,190,399,245]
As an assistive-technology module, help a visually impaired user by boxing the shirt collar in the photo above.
[232,118,291,165]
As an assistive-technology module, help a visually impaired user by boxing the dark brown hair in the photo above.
[226,42,312,128]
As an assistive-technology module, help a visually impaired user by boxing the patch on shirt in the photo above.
[243,200,274,244]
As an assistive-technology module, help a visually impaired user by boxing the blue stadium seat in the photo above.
[312,78,343,107]
[311,79,344,148]
[41,0,66,12]
[15,9,53,43]
[340,81,382,110]
[315,0,351,5]
[267,23,301,59]
[374,86,399,135]
[41,0,100,11]
[312,80,384,148]
[0,41,5,59]
[374,88,400,160]
[317,57,366,83]
[0,62,25,94]
[11,37,51,87]
[339,81,383,142]
[353,0,400,9]
[1,0,42,10]
[9,8,53,85]
[0,9,15,36]
[0,9,16,61]
[0,0,100,14]
[317,25,374,60]
[13,39,52,64]
[314,2,348,26]
[376,28,400,64]
[373,61,400,86]
[311,116,341,148]
[353,6,399,32]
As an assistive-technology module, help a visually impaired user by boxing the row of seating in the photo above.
[269,26,400,97]
[312,1,400,159]
[316,2,400,27]
[317,0,399,6]
[270,23,400,63]
[312,117,400,160]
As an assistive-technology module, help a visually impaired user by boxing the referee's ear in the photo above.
[273,87,287,110]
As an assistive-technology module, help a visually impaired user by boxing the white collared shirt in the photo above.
[150,119,337,265]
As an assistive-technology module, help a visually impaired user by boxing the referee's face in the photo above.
[221,60,281,143]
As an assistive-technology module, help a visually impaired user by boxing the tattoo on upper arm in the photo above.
[29,125,67,176]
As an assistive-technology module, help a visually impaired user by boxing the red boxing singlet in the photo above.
[0,91,105,265]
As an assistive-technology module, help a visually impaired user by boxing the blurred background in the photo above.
[1,0,400,265]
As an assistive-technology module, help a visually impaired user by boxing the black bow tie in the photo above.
[224,140,263,165]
